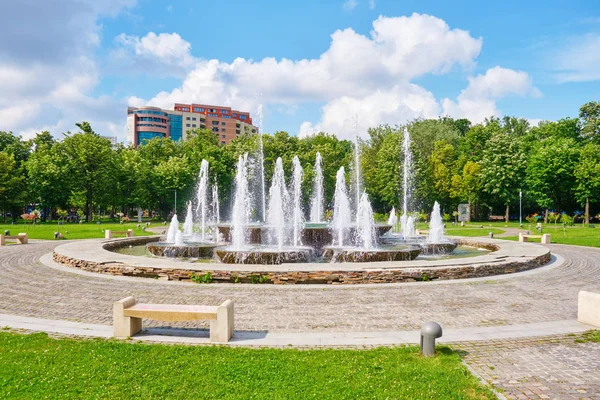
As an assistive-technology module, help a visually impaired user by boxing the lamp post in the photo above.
[174,189,177,215]
[519,190,523,227]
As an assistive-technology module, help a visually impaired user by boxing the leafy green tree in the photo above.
[0,152,26,222]
[26,142,70,221]
[62,123,115,222]
[579,101,600,142]
[480,133,527,221]
[574,143,600,223]
[526,137,579,222]
[450,161,482,222]
[428,140,455,208]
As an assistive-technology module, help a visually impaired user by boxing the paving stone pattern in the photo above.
[1,242,599,333]
[456,334,600,400]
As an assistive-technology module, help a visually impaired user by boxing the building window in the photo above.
[212,127,219,132]
[180,107,189,111]
[221,122,226,126]
[221,135,226,138]
[192,117,196,121]
[240,115,247,120]
[221,141,226,144]
[186,124,190,127]
[222,115,231,119]
[221,110,228,114]
[193,107,204,112]
[209,108,216,112]
[192,124,196,127]
[208,113,218,117]
[212,121,219,126]
[222,129,226,132]
[232,113,237,117]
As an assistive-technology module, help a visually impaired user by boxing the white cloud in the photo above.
[343,0,358,11]
[133,13,485,139]
[112,32,196,77]
[553,33,600,83]
[441,66,541,123]
[0,0,136,140]
[369,0,376,10]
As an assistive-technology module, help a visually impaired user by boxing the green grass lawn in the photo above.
[502,225,600,247]
[0,222,155,241]
[0,332,494,399]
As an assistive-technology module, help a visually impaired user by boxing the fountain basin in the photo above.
[147,242,225,258]
[214,246,315,265]
[216,224,262,244]
[420,242,458,255]
[323,245,421,263]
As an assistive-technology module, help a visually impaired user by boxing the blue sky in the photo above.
[1,0,599,141]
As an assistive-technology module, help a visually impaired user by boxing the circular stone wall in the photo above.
[51,236,551,285]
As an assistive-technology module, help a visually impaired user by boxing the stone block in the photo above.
[578,291,600,328]
[210,300,234,342]
[541,234,551,244]
[113,296,142,338]
[105,230,112,239]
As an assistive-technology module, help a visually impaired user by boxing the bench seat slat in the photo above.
[123,304,219,321]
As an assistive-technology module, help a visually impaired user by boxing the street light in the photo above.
[519,190,523,227]
[174,189,177,215]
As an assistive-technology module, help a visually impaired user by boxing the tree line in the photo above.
[1,101,599,224]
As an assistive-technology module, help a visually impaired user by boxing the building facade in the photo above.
[127,103,258,147]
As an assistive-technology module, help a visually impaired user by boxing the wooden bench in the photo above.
[113,297,234,342]
[0,233,28,246]
[105,229,134,239]
[519,232,551,244]
[489,215,505,221]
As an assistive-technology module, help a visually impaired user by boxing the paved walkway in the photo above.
[1,240,600,399]
[457,335,600,399]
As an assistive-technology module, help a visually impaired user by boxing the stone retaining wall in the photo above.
[52,237,550,285]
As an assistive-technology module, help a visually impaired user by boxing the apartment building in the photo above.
[127,103,258,147]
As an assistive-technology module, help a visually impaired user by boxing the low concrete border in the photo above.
[578,290,600,328]
[52,236,551,285]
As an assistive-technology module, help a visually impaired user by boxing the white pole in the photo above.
[519,190,522,227]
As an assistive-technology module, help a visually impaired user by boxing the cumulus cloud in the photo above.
[0,0,136,139]
[552,33,600,83]
[134,13,491,139]
[441,66,541,123]
[112,32,196,77]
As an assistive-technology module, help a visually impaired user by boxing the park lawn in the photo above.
[502,225,600,247]
[0,332,494,400]
[413,223,506,237]
[0,222,155,241]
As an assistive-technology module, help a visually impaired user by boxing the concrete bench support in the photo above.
[0,233,28,246]
[519,233,551,244]
[578,291,600,328]
[105,229,134,239]
[113,297,234,342]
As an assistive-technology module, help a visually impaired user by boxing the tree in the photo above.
[579,101,600,142]
[62,123,115,221]
[450,161,482,222]
[0,152,26,222]
[26,143,70,221]
[428,140,455,208]
[526,138,579,222]
[574,143,600,223]
[480,133,527,221]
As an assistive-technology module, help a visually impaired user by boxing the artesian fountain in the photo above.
[146,127,456,264]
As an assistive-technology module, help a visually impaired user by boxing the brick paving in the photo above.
[0,242,599,332]
[456,334,600,399]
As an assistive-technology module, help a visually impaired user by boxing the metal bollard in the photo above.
[4,230,9,236]
[420,321,443,357]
